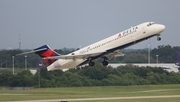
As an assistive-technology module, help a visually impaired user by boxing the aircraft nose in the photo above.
[160,25,165,31]
[157,24,165,33]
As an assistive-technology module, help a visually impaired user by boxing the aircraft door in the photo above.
[130,27,137,43]
[142,27,146,34]
[133,35,136,43]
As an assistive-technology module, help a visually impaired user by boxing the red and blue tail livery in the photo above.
[34,45,60,65]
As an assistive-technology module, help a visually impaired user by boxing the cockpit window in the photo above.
[147,22,155,26]
[151,22,155,25]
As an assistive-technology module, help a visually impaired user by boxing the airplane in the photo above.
[17,22,165,71]
[175,51,180,71]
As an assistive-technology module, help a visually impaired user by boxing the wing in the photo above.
[105,50,125,59]
[43,51,106,60]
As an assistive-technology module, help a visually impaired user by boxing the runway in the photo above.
[6,95,180,102]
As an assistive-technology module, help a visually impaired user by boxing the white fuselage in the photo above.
[47,22,165,71]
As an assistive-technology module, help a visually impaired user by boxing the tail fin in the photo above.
[176,52,180,71]
[34,45,60,65]
[38,58,44,67]
[175,51,180,66]
[176,51,180,61]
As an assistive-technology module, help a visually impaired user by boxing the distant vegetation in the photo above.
[0,45,180,68]
[0,63,180,87]
[111,45,180,63]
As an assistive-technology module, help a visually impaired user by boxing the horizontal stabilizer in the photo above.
[16,48,47,56]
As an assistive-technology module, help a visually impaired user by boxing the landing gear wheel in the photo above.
[89,61,95,66]
[102,60,108,66]
[102,56,109,66]
[157,37,161,41]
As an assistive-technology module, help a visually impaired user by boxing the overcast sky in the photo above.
[0,0,179,50]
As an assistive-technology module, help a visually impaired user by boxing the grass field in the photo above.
[76,98,180,102]
[0,84,180,102]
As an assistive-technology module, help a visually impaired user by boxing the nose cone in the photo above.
[157,24,165,33]
[160,25,165,31]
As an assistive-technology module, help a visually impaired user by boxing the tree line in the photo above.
[0,63,180,87]
[0,45,180,69]
[0,45,180,68]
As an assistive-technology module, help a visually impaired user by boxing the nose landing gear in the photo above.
[157,36,161,41]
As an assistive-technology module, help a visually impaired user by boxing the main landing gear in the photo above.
[102,56,108,66]
[89,60,95,66]
[88,56,109,67]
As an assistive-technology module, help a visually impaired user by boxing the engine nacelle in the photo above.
[47,60,61,71]
[47,59,83,71]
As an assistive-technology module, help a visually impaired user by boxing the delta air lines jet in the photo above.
[17,22,165,71]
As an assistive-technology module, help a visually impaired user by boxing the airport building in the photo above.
[108,63,179,72]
